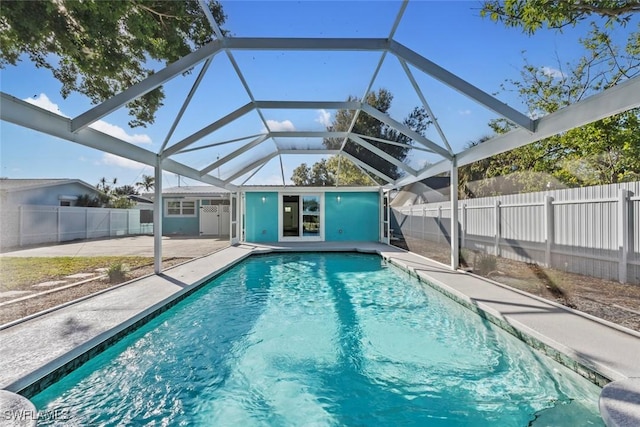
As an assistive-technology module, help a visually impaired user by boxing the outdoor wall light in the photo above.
[336,196,341,204]
[261,196,266,204]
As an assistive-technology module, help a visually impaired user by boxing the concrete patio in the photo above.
[0,235,230,259]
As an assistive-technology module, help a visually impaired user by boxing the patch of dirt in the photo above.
[0,258,189,325]
[394,238,640,332]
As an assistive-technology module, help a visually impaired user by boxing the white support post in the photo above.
[108,210,112,237]
[618,189,630,283]
[379,189,383,243]
[85,208,89,240]
[494,200,501,257]
[154,157,163,274]
[461,203,467,249]
[450,157,459,270]
[545,196,554,268]
[386,193,391,244]
[240,192,245,242]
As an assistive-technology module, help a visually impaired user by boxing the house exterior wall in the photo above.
[3,182,100,207]
[160,197,230,236]
[162,215,200,235]
[243,190,380,243]
[162,198,200,235]
[325,191,379,241]
[245,192,278,242]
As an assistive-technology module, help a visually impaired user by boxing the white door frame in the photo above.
[230,192,239,244]
[278,192,325,242]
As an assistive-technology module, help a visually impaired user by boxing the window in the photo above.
[60,201,71,207]
[281,194,322,240]
[166,200,196,216]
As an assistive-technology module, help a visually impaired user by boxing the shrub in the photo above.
[476,252,498,276]
[107,263,129,283]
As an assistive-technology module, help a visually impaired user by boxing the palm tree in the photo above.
[136,174,155,192]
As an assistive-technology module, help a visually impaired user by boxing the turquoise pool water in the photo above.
[32,253,603,426]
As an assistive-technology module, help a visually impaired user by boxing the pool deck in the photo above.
[1,242,639,419]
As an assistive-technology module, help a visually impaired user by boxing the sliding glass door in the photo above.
[280,194,323,241]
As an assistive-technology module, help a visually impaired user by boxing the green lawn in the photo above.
[0,256,155,290]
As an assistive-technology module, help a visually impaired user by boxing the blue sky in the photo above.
[1,1,636,188]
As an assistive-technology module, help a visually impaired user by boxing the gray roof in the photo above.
[143,185,229,199]
[0,178,97,193]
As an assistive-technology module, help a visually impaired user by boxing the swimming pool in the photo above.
[31,253,603,426]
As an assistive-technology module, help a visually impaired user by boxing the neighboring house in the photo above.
[144,186,231,236]
[0,178,101,208]
[0,178,146,249]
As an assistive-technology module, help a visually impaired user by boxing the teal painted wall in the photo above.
[325,192,379,241]
[163,215,199,235]
[163,199,199,235]
[245,192,278,242]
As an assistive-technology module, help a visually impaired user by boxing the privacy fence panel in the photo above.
[0,205,151,249]
[391,181,640,284]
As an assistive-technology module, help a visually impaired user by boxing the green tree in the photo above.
[113,185,139,197]
[75,193,101,207]
[136,174,155,192]
[95,177,136,208]
[323,89,430,183]
[292,88,430,186]
[0,0,226,127]
[461,23,640,196]
[326,156,373,186]
[291,159,335,186]
[480,0,640,34]
[291,156,374,186]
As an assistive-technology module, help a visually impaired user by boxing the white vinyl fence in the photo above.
[392,181,640,284]
[0,205,153,249]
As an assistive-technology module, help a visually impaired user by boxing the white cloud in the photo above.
[23,93,69,117]
[458,109,471,116]
[89,120,152,145]
[315,109,331,127]
[541,66,566,79]
[22,93,152,145]
[101,153,145,170]
[265,119,295,132]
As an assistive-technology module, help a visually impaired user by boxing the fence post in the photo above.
[545,196,554,267]
[618,189,629,283]
[422,206,426,240]
[85,208,89,240]
[18,205,23,247]
[461,203,467,249]
[494,200,501,256]
[437,205,442,243]
[409,208,413,238]
[57,206,61,242]
[108,209,112,237]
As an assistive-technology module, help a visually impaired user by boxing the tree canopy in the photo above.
[480,0,640,34]
[460,17,640,198]
[291,157,373,187]
[292,88,430,186]
[0,0,226,127]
